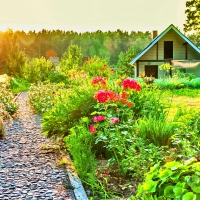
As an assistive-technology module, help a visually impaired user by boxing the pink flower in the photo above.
[110,117,119,124]
[89,125,97,133]
[92,115,105,122]
[122,78,131,88]
[94,90,108,103]
[122,78,141,91]
[91,76,106,86]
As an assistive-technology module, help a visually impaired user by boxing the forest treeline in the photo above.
[14,29,153,65]
[0,28,199,76]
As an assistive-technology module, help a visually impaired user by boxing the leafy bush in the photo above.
[21,57,53,83]
[48,72,69,86]
[64,117,96,181]
[28,82,66,114]
[41,79,96,138]
[8,77,30,94]
[83,56,111,77]
[136,115,175,146]
[154,76,200,90]
[0,84,18,114]
[136,158,200,199]
[60,44,83,71]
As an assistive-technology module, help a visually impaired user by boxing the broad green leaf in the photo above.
[171,172,181,181]
[175,182,186,188]
[164,161,181,170]
[191,182,200,193]
[164,185,175,198]
[142,181,157,193]
[192,175,200,184]
[182,192,196,200]
[173,186,184,198]
[158,169,173,180]
[193,162,200,171]
[90,111,97,115]
[196,194,200,200]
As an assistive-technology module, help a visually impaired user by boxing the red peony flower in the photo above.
[92,115,106,122]
[122,78,141,91]
[94,90,108,103]
[135,84,141,92]
[126,102,133,108]
[107,90,121,102]
[110,117,119,124]
[121,92,129,99]
[89,125,97,133]
[91,76,107,87]
[122,78,131,88]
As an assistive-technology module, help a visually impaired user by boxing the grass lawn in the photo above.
[162,88,200,120]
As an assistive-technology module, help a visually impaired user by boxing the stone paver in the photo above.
[0,92,76,200]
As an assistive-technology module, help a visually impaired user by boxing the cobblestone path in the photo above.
[0,92,76,200]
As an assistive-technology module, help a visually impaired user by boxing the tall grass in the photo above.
[136,116,175,146]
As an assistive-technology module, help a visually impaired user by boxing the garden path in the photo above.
[0,92,79,200]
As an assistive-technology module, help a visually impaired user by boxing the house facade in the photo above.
[130,24,200,78]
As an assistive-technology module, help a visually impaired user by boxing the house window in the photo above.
[164,41,173,59]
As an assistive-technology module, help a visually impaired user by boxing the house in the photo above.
[130,24,200,78]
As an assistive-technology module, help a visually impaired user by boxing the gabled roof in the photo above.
[130,24,200,65]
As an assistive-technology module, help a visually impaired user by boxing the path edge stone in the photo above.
[68,172,89,200]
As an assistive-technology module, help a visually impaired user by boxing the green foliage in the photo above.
[27,56,200,199]
[154,76,200,90]
[8,77,30,94]
[169,109,200,160]
[117,45,136,76]
[41,79,96,138]
[136,158,200,199]
[28,82,66,114]
[120,140,164,180]
[184,0,200,32]
[21,57,53,83]
[14,29,151,65]
[159,63,174,77]
[188,32,200,48]
[0,29,27,76]
[0,84,18,114]
[59,44,83,72]
[64,117,96,181]
[83,56,111,77]
[136,116,175,146]
[190,110,200,136]
[48,72,69,85]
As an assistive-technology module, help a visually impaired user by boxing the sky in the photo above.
[0,0,188,34]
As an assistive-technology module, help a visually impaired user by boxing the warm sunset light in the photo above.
[0,0,187,33]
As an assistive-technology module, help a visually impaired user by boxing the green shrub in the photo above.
[83,56,111,77]
[41,79,96,138]
[48,72,69,85]
[64,117,96,181]
[0,85,18,114]
[136,158,200,199]
[28,82,66,114]
[136,116,175,146]
[8,77,30,94]
[21,57,53,83]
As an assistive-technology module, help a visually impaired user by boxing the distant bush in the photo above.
[8,77,30,94]
[21,57,53,83]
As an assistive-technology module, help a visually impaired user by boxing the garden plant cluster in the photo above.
[2,45,200,199]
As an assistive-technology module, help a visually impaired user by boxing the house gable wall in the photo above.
[137,29,200,78]
[139,29,200,61]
